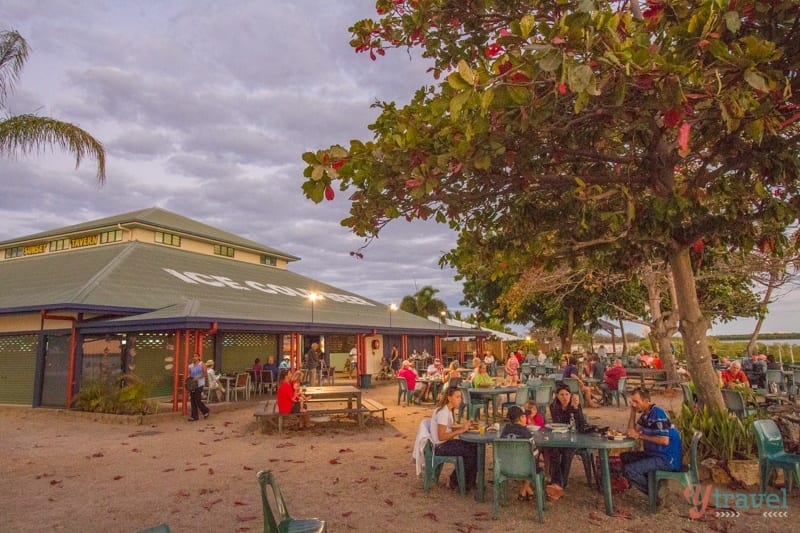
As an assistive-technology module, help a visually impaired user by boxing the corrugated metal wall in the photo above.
[0,334,38,404]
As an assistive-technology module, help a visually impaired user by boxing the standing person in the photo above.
[548,383,586,489]
[621,388,682,498]
[390,345,400,377]
[484,350,496,376]
[304,342,321,385]
[597,344,607,361]
[187,353,209,421]
[537,349,547,366]
[431,387,478,491]
[505,352,520,384]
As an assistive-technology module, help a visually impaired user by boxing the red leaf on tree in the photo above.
[691,239,705,254]
[324,186,335,201]
[552,36,566,45]
[484,43,503,58]
[405,178,423,188]
[332,159,346,171]
[498,61,512,75]
[663,108,683,128]
[557,83,567,95]
[509,72,530,84]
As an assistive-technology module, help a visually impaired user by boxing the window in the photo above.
[155,231,181,247]
[4,247,23,259]
[260,255,277,266]
[99,230,122,244]
[214,244,234,258]
[49,239,70,252]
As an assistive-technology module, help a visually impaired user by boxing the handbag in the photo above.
[185,377,198,392]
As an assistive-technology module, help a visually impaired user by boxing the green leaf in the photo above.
[568,64,593,93]
[507,85,530,105]
[538,50,562,72]
[744,70,769,92]
[301,151,317,164]
[302,180,325,203]
[311,165,325,181]
[745,119,764,145]
[449,90,471,116]
[724,11,741,33]
[330,145,348,159]
[519,14,535,38]
[474,153,491,169]
[457,59,475,85]
[481,89,495,112]
[447,71,470,90]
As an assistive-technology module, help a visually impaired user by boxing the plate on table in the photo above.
[526,425,541,432]
[546,423,569,433]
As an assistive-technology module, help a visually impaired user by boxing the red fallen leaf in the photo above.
[370,466,379,470]
[373,455,387,459]
[339,448,353,453]
[50,479,61,485]
[236,515,258,522]
[393,472,408,477]
[199,489,208,495]
[355,478,368,484]
[92,452,104,458]
[113,475,123,480]
[243,466,253,470]
[202,498,223,511]
[185,467,197,471]
[329,458,341,465]
[162,467,175,473]
[268,459,279,462]
[324,186,335,201]
[178,490,190,497]
[423,512,439,521]
[276,442,295,448]
[333,477,340,485]
[614,509,632,519]
[342,511,353,517]
[588,511,602,521]
[131,448,140,452]
[208,468,214,475]
[384,498,393,506]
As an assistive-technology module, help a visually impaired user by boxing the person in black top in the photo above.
[500,405,536,501]
[548,382,587,489]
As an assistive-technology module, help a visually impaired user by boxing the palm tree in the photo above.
[0,30,105,182]
[399,285,448,320]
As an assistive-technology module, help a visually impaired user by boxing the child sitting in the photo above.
[499,405,537,501]
[524,400,545,428]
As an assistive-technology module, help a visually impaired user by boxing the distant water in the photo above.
[718,339,800,346]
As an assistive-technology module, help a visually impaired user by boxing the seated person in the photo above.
[500,405,537,501]
[276,369,311,429]
[548,383,587,489]
[262,357,279,389]
[205,359,225,402]
[472,363,493,388]
[524,400,545,428]
[398,360,422,405]
[720,360,750,388]
[621,388,682,497]
[562,357,579,378]
[600,358,627,404]
[279,354,291,370]
[431,387,478,491]
[252,357,263,373]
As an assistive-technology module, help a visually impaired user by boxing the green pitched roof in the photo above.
[0,206,299,262]
[0,241,478,336]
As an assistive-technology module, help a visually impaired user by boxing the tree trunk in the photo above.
[668,244,724,411]
[618,317,628,356]
[559,307,575,354]
[641,264,679,382]
[747,275,776,355]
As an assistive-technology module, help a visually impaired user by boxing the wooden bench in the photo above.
[254,400,377,433]
[360,399,387,425]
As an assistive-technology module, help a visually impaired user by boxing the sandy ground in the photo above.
[0,378,795,533]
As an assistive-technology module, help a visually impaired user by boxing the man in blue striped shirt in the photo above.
[621,387,683,496]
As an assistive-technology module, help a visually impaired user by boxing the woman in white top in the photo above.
[205,359,225,402]
[431,387,478,491]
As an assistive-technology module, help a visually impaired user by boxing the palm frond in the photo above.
[0,30,29,107]
[0,114,106,182]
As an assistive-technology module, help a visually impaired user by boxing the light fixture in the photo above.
[389,303,398,327]
[308,292,320,323]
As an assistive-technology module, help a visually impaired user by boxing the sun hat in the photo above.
[205,359,214,366]
[283,354,290,359]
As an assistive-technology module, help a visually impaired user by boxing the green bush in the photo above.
[72,374,158,415]
[674,404,758,463]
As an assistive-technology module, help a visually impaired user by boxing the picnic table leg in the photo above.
[598,449,615,515]
[474,442,486,503]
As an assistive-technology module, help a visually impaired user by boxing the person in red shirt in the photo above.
[398,359,421,405]
[721,361,750,388]
[651,354,663,370]
[600,358,627,405]
[276,369,311,428]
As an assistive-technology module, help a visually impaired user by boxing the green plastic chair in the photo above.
[721,389,756,420]
[502,385,529,415]
[647,430,702,512]
[396,378,413,405]
[492,438,546,522]
[457,383,486,422]
[606,376,628,408]
[752,419,800,495]
[766,369,786,393]
[135,525,171,533]
[680,383,694,408]
[257,470,327,533]
[423,439,466,495]
[531,383,553,424]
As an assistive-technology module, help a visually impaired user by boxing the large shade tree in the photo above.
[302,1,800,410]
[0,30,105,181]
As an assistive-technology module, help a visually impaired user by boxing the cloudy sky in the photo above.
[1,1,796,336]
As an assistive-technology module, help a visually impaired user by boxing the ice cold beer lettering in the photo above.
[163,268,374,306]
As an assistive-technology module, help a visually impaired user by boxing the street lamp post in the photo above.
[308,292,320,323]
[389,303,398,327]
